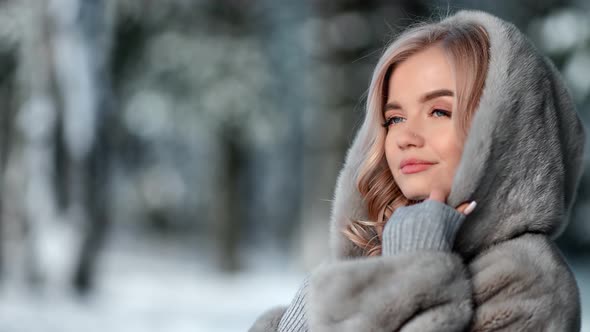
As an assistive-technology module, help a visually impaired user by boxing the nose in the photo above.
[396,126,424,150]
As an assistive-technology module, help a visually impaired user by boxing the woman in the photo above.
[251,9,586,331]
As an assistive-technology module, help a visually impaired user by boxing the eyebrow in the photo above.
[383,89,454,112]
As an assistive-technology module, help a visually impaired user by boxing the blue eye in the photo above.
[382,109,451,128]
[432,109,451,117]
[382,116,404,127]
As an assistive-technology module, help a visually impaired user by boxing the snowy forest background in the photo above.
[0,0,589,331]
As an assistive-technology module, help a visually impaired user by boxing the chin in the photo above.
[398,179,437,201]
[401,188,429,201]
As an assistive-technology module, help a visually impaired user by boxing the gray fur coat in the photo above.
[250,9,586,332]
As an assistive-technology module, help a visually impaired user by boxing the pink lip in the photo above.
[401,163,434,174]
[399,158,436,174]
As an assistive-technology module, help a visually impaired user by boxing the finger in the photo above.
[456,201,477,216]
[463,201,477,215]
[456,202,470,214]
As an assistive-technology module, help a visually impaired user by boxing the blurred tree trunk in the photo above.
[48,0,114,294]
[255,0,307,257]
[17,0,59,287]
[215,131,244,272]
[72,0,115,295]
[0,47,17,281]
[208,2,250,273]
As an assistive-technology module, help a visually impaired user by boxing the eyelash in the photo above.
[382,109,452,128]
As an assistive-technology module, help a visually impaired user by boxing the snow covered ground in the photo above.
[0,232,589,332]
[0,232,306,332]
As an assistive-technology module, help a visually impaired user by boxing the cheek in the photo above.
[437,134,464,172]
[384,133,398,170]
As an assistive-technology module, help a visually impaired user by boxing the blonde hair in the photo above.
[342,19,490,256]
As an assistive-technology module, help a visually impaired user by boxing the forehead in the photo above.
[387,46,455,101]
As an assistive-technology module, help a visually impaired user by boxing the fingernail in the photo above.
[464,201,477,215]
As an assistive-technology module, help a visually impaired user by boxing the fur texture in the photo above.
[251,9,585,332]
[309,252,473,331]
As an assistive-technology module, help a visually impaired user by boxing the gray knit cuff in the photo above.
[382,200,465,255]
[277,276,309,332]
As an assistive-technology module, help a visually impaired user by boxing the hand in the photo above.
[427,188,477,216]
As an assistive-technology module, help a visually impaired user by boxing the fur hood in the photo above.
[329,9,587,260]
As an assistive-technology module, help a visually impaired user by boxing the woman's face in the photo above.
[384,45,463,201]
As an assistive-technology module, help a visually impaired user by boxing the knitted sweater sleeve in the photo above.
[249,200,466,332]
[381,199,464,254]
